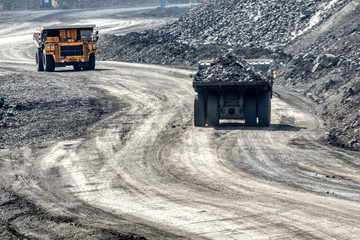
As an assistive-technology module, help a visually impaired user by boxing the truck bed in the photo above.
[193,80,271,87]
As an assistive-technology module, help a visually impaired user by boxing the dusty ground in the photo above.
[0,4,360,240]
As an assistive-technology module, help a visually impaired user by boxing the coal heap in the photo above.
[195,53,266,82]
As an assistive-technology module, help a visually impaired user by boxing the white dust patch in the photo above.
[291,0,340,40]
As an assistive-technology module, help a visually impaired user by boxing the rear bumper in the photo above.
[193,81,272,92]
[55,61,90,67]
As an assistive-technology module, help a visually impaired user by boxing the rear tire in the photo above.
[36,50,44,72]
[258,91,271,127]
[245,93,257,127]
[194,92,206,127]
[206,92,219,127]
[44,52,55,72]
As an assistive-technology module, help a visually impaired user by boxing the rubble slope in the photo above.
[277,1,360,150]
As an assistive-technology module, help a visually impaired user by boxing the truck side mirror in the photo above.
[93,31,99,42]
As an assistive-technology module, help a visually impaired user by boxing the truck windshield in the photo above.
[81,31,92,41]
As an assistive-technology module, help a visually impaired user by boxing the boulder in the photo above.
[315,54,340,68]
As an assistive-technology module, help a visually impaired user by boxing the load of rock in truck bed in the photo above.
[195,53,267,82]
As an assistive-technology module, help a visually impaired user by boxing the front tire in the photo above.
[73,64,81,71]
[88,53,95,70]
[194,92,206,127]
[44,52,55,72]
[206,92,219,127]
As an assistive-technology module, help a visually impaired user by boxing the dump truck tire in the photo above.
[73,64,81,71]
[44,53,55,72]
[245,93,257,127]
[194,92,206,127]
[258,91,271,127]
[206,92,219,127]
[88,53,96,70]
[36,51,44,72]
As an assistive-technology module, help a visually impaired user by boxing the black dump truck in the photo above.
[192,53,275,127]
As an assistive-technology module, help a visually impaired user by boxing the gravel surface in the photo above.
[0,70,122,149]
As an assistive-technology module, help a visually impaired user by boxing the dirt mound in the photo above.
[195,53,265,82]
[99,0,349,65]
[166,0,350,48]
[276,1,360,150]
[98,31,229,66]
[0,71,121,149]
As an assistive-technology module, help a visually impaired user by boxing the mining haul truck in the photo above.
[33,25,98,72]
[192,57,275,127]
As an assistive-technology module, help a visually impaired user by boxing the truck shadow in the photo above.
[54,68,113,72]
[214,123,305,132]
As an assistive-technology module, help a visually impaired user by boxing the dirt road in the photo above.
[1,6,360,240]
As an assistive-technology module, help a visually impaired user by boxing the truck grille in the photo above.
[60,45,83,57]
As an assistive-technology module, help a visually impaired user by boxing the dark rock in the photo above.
[195,53,266,82]
[0,98,4,109]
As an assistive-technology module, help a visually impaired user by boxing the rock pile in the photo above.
[195,53,265,82]
[275,1,360,150]
[99,0,349,65]
[167,0,350,48]
[98,32,230,66]
[0,72,119,148]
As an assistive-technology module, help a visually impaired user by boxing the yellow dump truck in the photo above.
[33,25,98,72]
